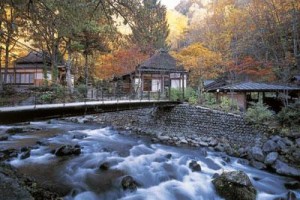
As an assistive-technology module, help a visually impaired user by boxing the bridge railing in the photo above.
[0,83,178,107]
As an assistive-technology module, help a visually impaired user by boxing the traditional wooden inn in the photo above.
[205,81,300,112]
[115,50,188,98]
[4,51,66,86]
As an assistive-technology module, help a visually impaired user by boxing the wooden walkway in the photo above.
[0,100,180,124]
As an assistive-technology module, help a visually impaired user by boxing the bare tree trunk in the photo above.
[0,47,3,92]
[84,53,88,97]
[4,36,10,84]
[292,3,300,71]
[66,40,73,93]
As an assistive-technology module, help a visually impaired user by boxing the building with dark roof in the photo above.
[115,50,188,98]
[4,51,66,86]
[205,81,300,112]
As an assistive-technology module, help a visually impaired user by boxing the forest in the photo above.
[0,0,299,91]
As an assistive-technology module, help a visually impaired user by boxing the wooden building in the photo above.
[4,51,66,86]
[205,82,300,112]
[115,50,188,98]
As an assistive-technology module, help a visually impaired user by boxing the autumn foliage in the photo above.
[172,43,223,86]
[94,47,148,80]
[226,57,276,82]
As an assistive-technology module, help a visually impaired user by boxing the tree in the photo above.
[0,1,25,86]
[95,46,148,80]
[129,0,170,55]
[173,43,223,88]
[166,10,188,50]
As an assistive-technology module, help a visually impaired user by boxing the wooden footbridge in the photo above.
[0,100,180,124]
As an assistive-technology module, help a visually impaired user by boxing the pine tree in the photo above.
[130,0,170,55]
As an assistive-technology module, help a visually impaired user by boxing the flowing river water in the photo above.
[0,120,299,200]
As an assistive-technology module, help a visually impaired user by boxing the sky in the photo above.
[160,0,181,9]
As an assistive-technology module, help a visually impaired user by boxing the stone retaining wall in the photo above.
[95,104,268,148]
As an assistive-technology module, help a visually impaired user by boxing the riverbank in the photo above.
[0,116,299,199]
[67,104,300,178]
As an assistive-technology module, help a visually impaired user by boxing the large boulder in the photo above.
[264,152,278,165]
[188,160,201,172]
[54,145,81,157]
[121,176,138,191]
[262,140,279,153]
[272,160,300,177]
[250,147,265,162]
[212,171,256,200]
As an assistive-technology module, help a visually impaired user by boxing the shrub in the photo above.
[245,102,274,124]
[277,101,300,127]
[185,87,198,104]
[2,85,16,96]
[39,92,54,103]
[170,88,182,101]
[219,96,239,112]
[170,87,198,104]
[202,92,217,105]
[75,84,88,99]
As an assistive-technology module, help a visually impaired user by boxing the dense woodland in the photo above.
[0,0,300,91]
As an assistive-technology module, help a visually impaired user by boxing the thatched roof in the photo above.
[138,50,186,73]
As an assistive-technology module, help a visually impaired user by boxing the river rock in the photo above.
[277,140,287,150]
[282,137,293,146]
[20,150,31,160]
[6,127,25,134]
[189,160,201,172]
[0,148,18,161]
[292,150,300,163]
[272,135,282,142]
[264,152,278,165]
[0,134,9,141]
[284,181,300,190]
[99,162,110,171]
[262,140,279,153]
[55,145,81,157]
[272,160,300,177]
[250,160,266,170]
[296,138,300,147]
[72,133,88,140]
[0,169,34,200]
[238,147,248,158]
[121,176,138,191]
[286,191,297,200]
[214,143,225,152]
[212,171,256,200]
[250,147,265,162]
[237,158,250,165]
[199,141,208,147]
[208,138,218,147]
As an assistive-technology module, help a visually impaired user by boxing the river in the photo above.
[0,119,299,200]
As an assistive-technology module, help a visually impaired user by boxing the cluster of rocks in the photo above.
[240,135,300,177]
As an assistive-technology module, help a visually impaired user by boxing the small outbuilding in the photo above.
[205,82,300,112]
